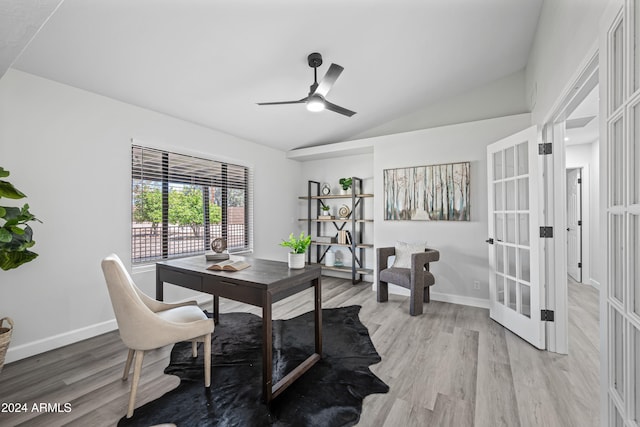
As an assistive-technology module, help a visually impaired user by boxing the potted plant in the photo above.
[320,205,331,217]
[280,232,311,269]
[339,177,352,195]
[0,166,40,372]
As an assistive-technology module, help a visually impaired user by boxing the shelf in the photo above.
[298,194,373,200]
[311,242,373,248]
[303,178,372,284]
[309,263,373,275]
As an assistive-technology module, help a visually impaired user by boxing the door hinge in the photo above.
[485,238,494,244]
[539,226,554,238]
[577,178,582,184]
[538,143,552,155]
[578,262,582,268]
[541,309,555,321]
[578,220,582,226]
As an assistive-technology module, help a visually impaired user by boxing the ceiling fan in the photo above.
[257,52,356,117]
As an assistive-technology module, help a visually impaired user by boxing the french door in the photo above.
[600,0,640,425]
[487,126,545,349]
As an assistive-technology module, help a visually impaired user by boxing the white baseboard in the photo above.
[589,279,600,290]
[5,319,118,364]
[5,295,214,364]
[430,291,490,309]
[369,283,490,309]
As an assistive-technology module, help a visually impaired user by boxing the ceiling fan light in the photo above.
[306,95,325,112]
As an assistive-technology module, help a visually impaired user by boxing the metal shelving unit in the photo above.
[299,178,373,283]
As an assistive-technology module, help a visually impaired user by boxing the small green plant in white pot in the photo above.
[280,232,311,269]
[339,177,352,195]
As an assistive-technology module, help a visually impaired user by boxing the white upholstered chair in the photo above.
[101,254,214,418]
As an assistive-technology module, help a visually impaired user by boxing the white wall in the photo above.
[526,0,611,124]
[0,70,301,362]
[370,114,531,307]
[566,141,601,288]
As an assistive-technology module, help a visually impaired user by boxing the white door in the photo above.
[487,126,545,349]
[566,168,582,282]
[600,0,640,424]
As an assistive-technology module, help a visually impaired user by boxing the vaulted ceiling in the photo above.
[3,0,544,152]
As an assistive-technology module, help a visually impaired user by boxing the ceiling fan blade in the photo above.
[314,63,343,97]
[257,98,307,106]
[324,100,356,117]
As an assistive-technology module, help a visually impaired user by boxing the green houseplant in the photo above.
[339,177,352,194]
[0,167,40,271]
[280,232,311,269]
[0,166,40,373]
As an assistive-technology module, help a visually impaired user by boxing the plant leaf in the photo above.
[0,167,8,178]
[0,181,26,199]
[0,228,11,243]
[0,250,38,271]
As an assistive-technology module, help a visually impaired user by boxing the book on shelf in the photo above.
[337,230,352,245]
[207,259,250,272]
[318,215,334,220]
[205,251,230,261]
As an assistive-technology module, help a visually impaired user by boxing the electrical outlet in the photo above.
[473,280,480,290]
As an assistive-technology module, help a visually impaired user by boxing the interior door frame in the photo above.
[542,49,599,354]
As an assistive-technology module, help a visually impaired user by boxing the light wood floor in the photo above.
[0,277,599,427]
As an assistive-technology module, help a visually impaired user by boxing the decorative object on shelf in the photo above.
[338,204,351,219]
[0,317,13,374]
[315,236,336,244]
[280,232,312,269]
[319,205,332,219]
[338,177,352,195]
[0,166,41,271]
[325,249,335,267]
[383,161,470,221]
[321,183,331,196]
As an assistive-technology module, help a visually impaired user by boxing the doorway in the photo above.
[566,167,582,283]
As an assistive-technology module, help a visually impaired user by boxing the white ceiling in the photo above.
[9,0,544,152]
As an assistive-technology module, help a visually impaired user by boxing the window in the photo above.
[131,145,252,263]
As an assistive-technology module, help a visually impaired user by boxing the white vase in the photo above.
[288,252,306,269]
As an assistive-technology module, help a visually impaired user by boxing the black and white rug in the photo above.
[118,305,389,427]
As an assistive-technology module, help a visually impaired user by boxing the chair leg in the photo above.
[410,286,424,316]
[424,286,430,303]
[127,350,145,419]
[377,280,388,302]
[122,348,134,381]
[204,333,211,388]
[192,341,198,357]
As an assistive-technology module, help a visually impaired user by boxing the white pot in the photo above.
[288,252,306,269]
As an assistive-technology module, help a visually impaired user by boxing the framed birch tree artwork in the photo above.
[384,161,470,221]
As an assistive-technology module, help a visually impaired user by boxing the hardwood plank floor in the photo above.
[0,277,599,426]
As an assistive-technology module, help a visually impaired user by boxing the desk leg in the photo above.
[213,295,219,324]
[314,276,322,356]
[155,268,164,301]
[262,292,273,403]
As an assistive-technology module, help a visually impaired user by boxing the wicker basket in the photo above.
[0,317,14,374]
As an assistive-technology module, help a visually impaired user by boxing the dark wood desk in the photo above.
[155,255,322,402]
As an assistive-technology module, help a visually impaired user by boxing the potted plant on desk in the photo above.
[280,232,311,269]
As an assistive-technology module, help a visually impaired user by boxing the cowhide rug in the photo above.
[118,305,389,427]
